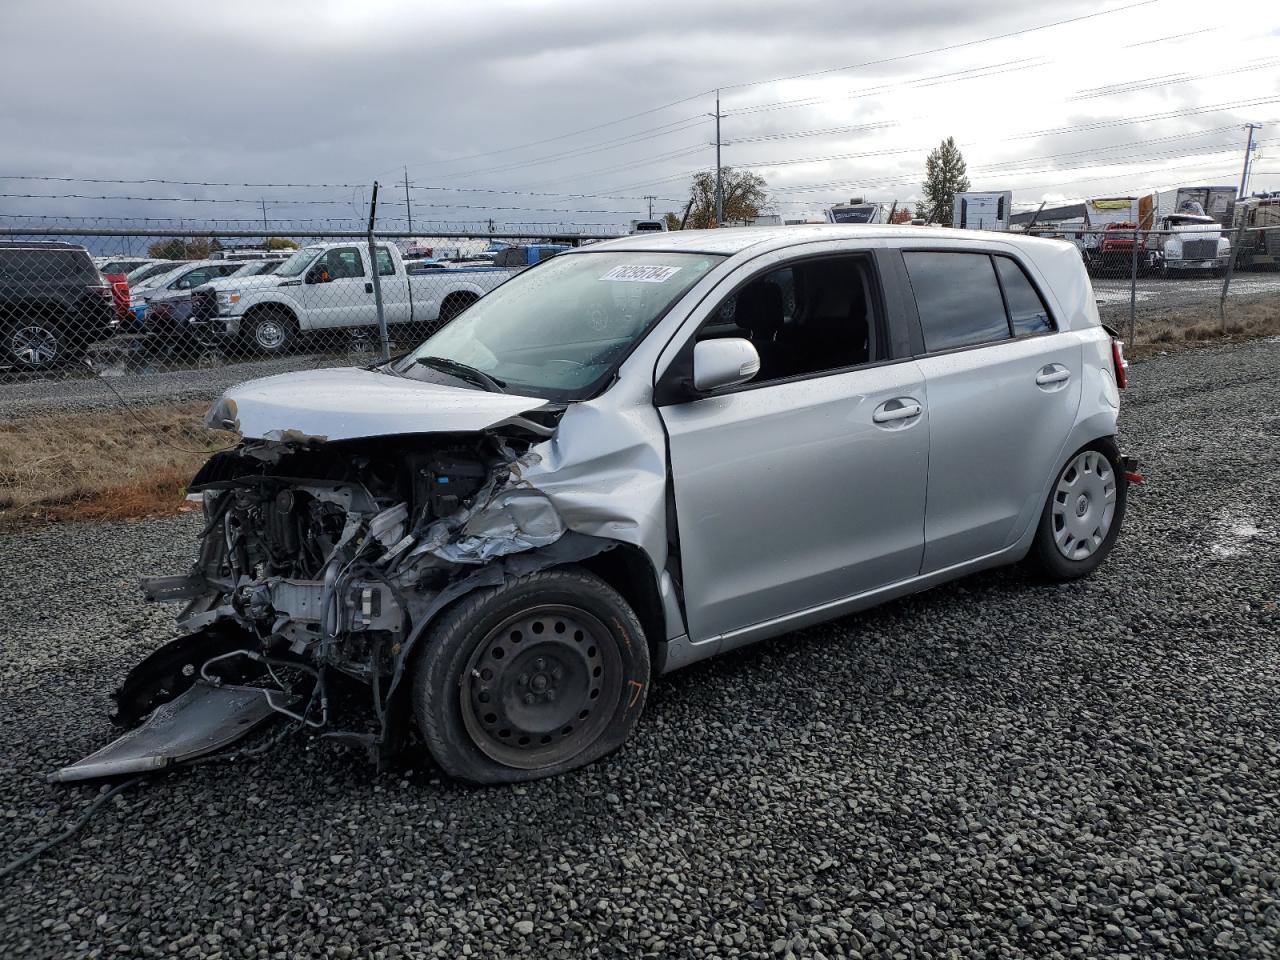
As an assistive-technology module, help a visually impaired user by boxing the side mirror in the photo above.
[306,265,331,284]
[692,337,760,392]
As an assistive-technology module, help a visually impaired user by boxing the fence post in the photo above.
[365,182,391,363]
[1218,219,1246,333]
[1128,225,1139,346]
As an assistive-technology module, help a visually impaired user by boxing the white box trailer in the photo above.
[952,191,1012,230]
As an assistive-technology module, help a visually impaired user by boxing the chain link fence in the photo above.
[0,219,1276,526]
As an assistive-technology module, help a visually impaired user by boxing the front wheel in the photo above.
[412,568,650,784]
[1028,439,1127,581]
[244,308,297,355]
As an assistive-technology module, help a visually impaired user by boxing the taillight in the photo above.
[1111,338,1128,389]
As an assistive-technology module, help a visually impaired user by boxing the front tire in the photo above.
[1029,438,1127,581]
[244,307,297,355]
[412,568,650,785]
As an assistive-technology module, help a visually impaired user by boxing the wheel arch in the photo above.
[241,300,299,325]
[572,542,667,668]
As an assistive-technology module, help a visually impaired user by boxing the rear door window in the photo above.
[993,256,1054,335]
[903,251,1010,352]
[374,246,396,276]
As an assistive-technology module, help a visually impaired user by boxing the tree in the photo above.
[265,236,298,250]
[888,206,914,224]
[146,237,223,259]
[663,211,683,231]
[683,167,769,229]
[920,136,970,225]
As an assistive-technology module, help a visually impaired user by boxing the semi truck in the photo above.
[1230,195,1280,270]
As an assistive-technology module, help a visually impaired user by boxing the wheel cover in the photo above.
[255,318,287,349]
[11,325,59,366]
[461,604,622,770]
[1051,450,1117,561]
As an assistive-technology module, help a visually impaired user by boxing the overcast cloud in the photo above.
[0,0,1276,232]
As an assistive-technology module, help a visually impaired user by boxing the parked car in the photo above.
[190,241,519,354]
[64,225,1136,786]
[103,272,132,328]
[129,259,245,326]
[126,260,187,287]
[96,256,160,276]
[145,258,289,337]
[0,241,116,370]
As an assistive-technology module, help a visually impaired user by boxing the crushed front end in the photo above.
[54,417,610,780]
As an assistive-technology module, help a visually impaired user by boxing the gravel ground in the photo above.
[1,340,1278,959]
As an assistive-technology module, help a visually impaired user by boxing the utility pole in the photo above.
[714,89,723,227]
[1239,123,1262,198]
[403,166,413,235]
[644,195,656,219]
[260,198,268,236]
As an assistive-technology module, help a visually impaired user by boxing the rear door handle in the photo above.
[872,398,923,424]
[1035,365,1071,386]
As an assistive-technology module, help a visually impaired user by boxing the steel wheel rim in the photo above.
[255,319,287,349]
[11,325,59,366]
[1051,450,1116,561]
[461,604,622,770]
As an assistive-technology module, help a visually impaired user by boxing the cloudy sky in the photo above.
[1,0,1277,234]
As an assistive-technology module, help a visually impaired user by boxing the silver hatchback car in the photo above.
[63,226,1135,786]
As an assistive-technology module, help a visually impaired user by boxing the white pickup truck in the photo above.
[191,242,517,354]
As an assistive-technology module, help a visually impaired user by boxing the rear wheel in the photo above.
[1029,439,1127,581]
[439,292,477,323]
[412,568,650,784]
[244,307,297,355]
[5,318,66,370]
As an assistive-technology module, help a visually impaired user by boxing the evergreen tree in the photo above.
[920,137,970,225]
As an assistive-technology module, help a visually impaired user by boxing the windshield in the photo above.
[398,251,723,400]
[126,262,173,284]
[135,265,185,291]
[232,260,280,277]
[274,246,322,277]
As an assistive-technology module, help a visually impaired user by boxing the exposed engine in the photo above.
[107,425,588,767]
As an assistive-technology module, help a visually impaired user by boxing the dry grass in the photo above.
[1128,299,1280,359]
[0,401,232,531]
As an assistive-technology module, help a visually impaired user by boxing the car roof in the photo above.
[0,240,90,252]
[572,224,1072,257]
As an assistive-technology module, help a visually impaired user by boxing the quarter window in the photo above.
[994,256,1053,335]
[903,251,1010,352]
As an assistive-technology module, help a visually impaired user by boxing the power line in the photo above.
[385,0,1164,181]
[717,0,1161,91]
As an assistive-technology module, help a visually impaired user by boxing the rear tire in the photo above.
[4,317,67,371]
[439,292,477,324]
[412,568,650,785]
[1028,438,1127,582]
[244,307,297,355]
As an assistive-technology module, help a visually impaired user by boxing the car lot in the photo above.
[1,339,1278,957]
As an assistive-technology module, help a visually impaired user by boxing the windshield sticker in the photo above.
[599,264,682,283]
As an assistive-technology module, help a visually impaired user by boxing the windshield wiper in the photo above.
[414,355,507,393]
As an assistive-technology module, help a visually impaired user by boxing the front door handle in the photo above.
[1035,364,1071,387]
[365,282,374,294]
[872,398,923,424]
